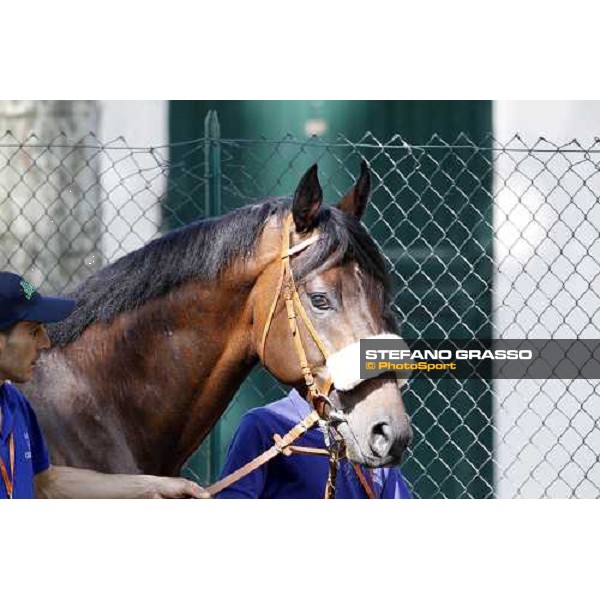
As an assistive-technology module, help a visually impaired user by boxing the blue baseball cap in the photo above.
[0,272,76,330]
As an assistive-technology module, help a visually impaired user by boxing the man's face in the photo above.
[0,321,51,383]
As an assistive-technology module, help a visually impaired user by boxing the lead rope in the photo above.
[205,409,320,497]
[323,431,340,499]
[352,464,377,499]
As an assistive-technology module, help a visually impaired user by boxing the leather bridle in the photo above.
[259,213,334,417]
[206,213,376,499]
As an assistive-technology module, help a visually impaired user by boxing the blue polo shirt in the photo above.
[0,382,50,499]
[216,390,412,499]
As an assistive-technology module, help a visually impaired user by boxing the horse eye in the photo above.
[308,293,331,311]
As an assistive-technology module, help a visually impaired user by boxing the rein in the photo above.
[205,214,376,499]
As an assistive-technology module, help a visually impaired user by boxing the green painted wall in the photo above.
[169,101,494,498]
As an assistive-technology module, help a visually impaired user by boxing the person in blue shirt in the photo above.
[215,388,412,499]
[0,271,210,499]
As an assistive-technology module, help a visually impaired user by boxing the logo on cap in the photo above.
[20,279,36,301]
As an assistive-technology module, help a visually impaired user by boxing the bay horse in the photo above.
[25,162,413,476]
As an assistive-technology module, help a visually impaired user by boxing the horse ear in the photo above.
[337,160,371,221]
[292,164,323,233]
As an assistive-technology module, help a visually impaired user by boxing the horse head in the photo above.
[252,162,413,467]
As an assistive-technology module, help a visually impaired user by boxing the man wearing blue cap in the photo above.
[0,271,210,499]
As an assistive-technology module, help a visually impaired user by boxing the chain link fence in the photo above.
[1,124,599,498]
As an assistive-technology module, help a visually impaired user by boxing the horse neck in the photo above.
[166,230,285,471]
[52,234,281,475]
[28,213,288,476]
[157,276,260,472]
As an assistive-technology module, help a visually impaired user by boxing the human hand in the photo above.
[145,476,211,499]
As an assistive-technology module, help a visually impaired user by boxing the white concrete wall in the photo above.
[0,101,102,291]
[493,101,600,497]
[97,101,168,263]
[99,101,168,148]
[495,101,600,146]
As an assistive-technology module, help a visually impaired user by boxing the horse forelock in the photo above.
[293,207,398,334]
[49,198,396,347]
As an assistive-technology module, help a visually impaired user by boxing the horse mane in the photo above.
[49,198,395,347]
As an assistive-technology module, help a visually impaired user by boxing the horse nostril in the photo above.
[369,420,413,460]
[369,421,392,458]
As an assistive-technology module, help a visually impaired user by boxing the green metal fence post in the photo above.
[204,110,222,483]
[204,110,222,217]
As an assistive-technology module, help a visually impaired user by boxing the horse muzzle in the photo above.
[328,375,413,468]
